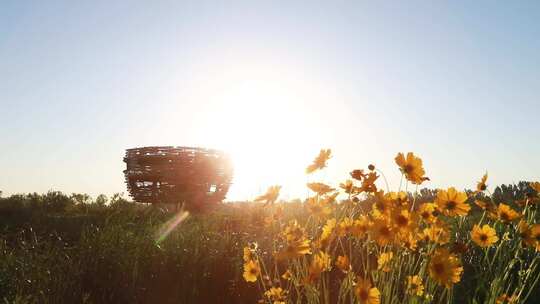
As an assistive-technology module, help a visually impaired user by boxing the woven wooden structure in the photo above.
[123,146,233,208]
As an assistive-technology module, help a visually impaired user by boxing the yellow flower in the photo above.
[307,182,335,195]
[337,217,354,237]
[475,199,495,212]
[255,185,281,204]
[265,287,287,304]
[355,278,380,304]
[336,255,351,273]
[278,221,312,259]
[243,259,260,282]
[496,293,518,304]
[395,152,429,185]
[391,208,415,234]
[518,220,531,240]
[306,251,332,283]
[350,169,367,181]
[386,191,409,207]
[351,216,370,238]
[306,196,332,218]
[518,220,537,249]
[406,275,424,296]
[429,248,463,288]
[318,218,337,248]
[360,172,379,193]
[320,192,338,205]
[321,218,336,239]
[377,251,393,272]
[418,202,437,224]
[476,173,488,192]
[530,181,540,193]
[314,251,332,271]
[421,223,450,245]
[340,179,358,194]
[471,224,499,247]
[400,231,419,251]
[370,218,394,246]
[306,149,331,174]
[372,191,391,218]
[282,220,306,242]
[281,269,292,281]
[276,238,312,260]
[531,224,540,251]
[436,187,470,217]
[496,203,520,223]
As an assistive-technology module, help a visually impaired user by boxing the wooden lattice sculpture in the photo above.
[123,146,233,209]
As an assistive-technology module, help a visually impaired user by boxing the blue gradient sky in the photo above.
[1,1,539,201]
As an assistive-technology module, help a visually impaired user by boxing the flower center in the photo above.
[404,164,413,174]
[380,226,391,236]
[433,263,445,275]
[396,215,408,227]
[358,289,368,300]
[446,201,457,211]
[480,234,488,242]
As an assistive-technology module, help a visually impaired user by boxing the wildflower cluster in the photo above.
[243,150,540,304]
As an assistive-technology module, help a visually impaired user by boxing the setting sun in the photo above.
[195,65,334,200]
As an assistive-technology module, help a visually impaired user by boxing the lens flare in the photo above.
[155,210,190,245]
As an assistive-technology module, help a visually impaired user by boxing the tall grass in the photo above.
[0,193,275,303]
[0,172,539,304]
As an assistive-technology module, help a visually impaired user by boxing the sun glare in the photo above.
[200,77,323,201]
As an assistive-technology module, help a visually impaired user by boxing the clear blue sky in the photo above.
[1,1,539,201]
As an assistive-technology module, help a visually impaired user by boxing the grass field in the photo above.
[1,190,539,303]
[2,153,540,304]
[0,193,268,303]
